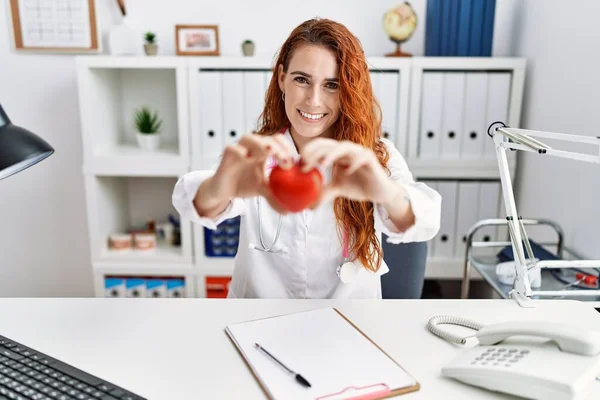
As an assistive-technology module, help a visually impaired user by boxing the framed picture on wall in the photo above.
[175,25,220,56]
[8,0,100,53]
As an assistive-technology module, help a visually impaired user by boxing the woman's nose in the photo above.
[306,86,322,107]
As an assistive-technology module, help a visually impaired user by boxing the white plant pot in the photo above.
[136,133,160,151]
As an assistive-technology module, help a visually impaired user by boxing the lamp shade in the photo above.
[0,104,54,180]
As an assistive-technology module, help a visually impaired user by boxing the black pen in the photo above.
[255,343,311,388]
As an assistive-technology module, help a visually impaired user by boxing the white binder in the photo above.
[222,72,245,147]
[461,72,488,159]
[243,71,266,133]
[418,72,444,158]
[433,181,458,259]
[371,71,399,143]
[198,71,223,158]
[440,72,465,159]
[484,72,511,159]
[454,182,481,259]
[476,182,501,256]
[426,181,437,259]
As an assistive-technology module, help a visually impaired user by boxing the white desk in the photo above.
[0,298,599,400]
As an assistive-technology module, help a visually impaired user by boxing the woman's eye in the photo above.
[294,77,308,84]
[326,82,339,90]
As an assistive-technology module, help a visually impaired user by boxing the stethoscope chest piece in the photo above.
[336,261,359,284]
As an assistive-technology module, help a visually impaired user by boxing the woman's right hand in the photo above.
[193,134,295,217]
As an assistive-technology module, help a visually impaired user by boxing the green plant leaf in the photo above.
[134,106,162,134]
[144,32,156,44]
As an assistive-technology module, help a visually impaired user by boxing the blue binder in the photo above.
[425,0,496,56]
[425,0,440,56]
[457,0,473,56]
[447,0,460,56]
[481,0,497,56]
[468,0,485,56]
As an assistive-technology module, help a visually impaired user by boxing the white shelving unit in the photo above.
[77,57,195,298]
[193,223,237,298]
[405,57,525,279]
[76,55,526,298]
[407,57,523,176]
[76,57,189,177]
[83,174,192,264]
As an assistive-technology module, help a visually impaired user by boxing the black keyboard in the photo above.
[0,335,146,400]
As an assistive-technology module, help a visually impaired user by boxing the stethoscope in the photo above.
[246,125,360,284]
[248,196,360,284]
[247,196,285,253]
[246,125,288,254]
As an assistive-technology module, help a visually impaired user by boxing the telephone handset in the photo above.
[428,315,600,400]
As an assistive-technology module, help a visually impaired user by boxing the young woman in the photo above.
[173,18,441,299]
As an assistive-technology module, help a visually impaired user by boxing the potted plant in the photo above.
[134,106,162,150]
[144,31,158,56]
[242,39,255,56]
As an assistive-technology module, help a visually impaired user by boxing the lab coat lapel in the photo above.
[280,129,312,228]
[280,128,299,157]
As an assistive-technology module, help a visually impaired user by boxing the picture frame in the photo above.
[8,0,100,53]
[175,25,220,56]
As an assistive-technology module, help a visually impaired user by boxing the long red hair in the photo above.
[257,18,390,272]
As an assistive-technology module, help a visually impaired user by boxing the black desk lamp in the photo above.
[0,104,54,180]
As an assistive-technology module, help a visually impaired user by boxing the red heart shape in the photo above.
[268,162,323,212]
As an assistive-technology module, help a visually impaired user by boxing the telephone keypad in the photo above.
[471,347,530,368]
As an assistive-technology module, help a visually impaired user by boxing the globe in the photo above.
[383,2,418,57]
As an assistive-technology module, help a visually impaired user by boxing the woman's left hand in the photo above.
[300,138,401,208]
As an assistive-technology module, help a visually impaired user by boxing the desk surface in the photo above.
[0,298,599,400]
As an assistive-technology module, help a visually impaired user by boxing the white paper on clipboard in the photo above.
[225,307,419,400]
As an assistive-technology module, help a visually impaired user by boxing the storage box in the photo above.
[166,278,186,298]
[206,276,232,298]
[126,278,146,298]
[104,277,125,297]
[204,216,240,257]
[146,279,166,298]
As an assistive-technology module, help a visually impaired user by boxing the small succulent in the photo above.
[243,39,254,44]
[134,107,162,134]
[144,32,157,45]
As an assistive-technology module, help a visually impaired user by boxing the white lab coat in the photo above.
[172,129,441,299]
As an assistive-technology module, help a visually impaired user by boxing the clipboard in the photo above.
[225,307,420,399]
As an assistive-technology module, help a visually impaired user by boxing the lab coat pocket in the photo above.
[330,262,383,299]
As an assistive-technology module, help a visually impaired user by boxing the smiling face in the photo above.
[278,44,341,143]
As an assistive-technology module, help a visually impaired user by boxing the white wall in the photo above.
[512,1,600,259]
[0,0,520,297]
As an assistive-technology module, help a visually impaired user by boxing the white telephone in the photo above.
[427,316,600,400]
